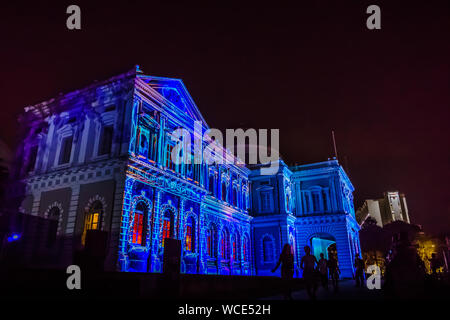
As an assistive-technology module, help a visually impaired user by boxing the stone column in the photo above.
[199,204,207,274]
[117,176,133,271]
[150,189,162,272]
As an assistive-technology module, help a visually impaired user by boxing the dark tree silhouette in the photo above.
[359,218,391,275]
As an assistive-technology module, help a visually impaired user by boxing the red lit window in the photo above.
[207,233,211,255]
[233,239,237,260]
[131,203,147,246]
[132,212,144,245]
[162,218,171,247]
[186,217,195,252]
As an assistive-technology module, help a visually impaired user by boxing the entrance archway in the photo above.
[310,233,336,260]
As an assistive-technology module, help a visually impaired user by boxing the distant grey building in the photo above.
[356,191,410,227]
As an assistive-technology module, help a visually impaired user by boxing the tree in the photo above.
[359,218,391,275]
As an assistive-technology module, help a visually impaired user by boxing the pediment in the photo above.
[137,75,208,128]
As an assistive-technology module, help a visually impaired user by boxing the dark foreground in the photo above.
[1,267,449,301]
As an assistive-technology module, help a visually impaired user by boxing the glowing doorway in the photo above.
[310,233,336,260]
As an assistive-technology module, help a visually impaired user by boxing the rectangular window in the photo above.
[261,191,271,212]
[59,136,73,165]
[312,192,320,212]
[165,144,175,171]
[207,233,211,255]
[98,126,113,156]
[132,213,144,245]
[27,146,38,173]
[138,129,149,157]
[323,190,329,212]
[162,219,171,247]
[149,133,158,161]
[186,225,192,252]
[81,212,100,245]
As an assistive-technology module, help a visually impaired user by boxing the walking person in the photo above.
[354,255,365,288]
[327,254,340,293]
[300,246,318,300]
[318,253,328,290]
[272,243,295,300]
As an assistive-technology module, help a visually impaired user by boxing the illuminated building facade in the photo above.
[14,67,360,277]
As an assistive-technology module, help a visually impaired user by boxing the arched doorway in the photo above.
[310,233,336,260]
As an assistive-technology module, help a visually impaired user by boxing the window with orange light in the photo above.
[162,212,172,247]
[82,212,100,245]
[132,209,145,245]
[185,217,195,252]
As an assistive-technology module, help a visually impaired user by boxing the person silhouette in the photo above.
[429,253,440,276]
[300,246,318,300]
[318,253,328,290]
[272,243,295,300]
[354,254,365,288]
[327,254,340,293]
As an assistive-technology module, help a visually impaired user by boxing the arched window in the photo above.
[162,209,174,247]
[220,229,230,260]
[82,201,103,246]
[48,207,60,221]
[207,225,217,257]
[185,216,195,252]
[263,236,274,263]
[131,202,148,246]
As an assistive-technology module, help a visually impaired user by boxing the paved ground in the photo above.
[261,279,385,300]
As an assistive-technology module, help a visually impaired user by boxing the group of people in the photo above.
[272,243,365,300]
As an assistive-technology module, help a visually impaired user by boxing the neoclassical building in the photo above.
[13,66,360,278]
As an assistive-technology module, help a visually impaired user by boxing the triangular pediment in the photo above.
[137,75,208,129]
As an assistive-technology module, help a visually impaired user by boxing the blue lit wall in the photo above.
[119,74,253,275]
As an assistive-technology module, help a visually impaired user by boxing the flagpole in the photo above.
[332,130,338,160]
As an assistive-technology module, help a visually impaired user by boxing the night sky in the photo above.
[1,1,449,234]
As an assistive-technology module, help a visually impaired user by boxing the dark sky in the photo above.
[1,1,449,234]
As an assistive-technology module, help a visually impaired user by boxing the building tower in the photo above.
[249,159,361,278]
